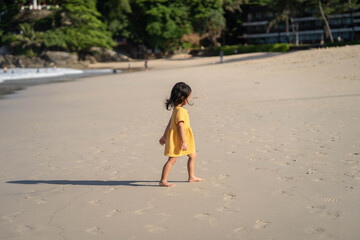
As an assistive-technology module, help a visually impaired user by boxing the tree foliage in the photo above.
[61,0,115,51]
[1,0,359,56]
[145,1,191,50]
[1,0,115,54]
[188,0,225,36]
[96,0,131,38]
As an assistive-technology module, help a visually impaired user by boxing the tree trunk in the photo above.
[349,0,355,41]
[285,17,290,43]
[290,17,296,44]
[318,0,334,42]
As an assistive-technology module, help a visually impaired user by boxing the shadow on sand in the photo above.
[165,51,292,64]
[7,180,186,187]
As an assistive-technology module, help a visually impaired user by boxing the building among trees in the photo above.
[241,5,360,44]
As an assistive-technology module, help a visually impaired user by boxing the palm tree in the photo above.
[16,23,44,56]
[266,10,291,43]
[265,0,301,43]
[318,0,334,42]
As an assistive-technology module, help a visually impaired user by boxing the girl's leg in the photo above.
[159,157,177,187]
[187,152,204,182]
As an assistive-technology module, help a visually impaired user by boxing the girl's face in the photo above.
[182,92,191,106]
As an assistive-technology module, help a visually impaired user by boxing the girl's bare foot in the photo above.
[159,181,175,187]
[188,177,204,182]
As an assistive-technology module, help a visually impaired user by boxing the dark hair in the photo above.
[165,82,192,110]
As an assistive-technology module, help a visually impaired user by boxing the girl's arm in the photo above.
[159,119,171,145]
[178,121,187,150]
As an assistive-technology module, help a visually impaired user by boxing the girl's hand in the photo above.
[181,142,188,151]
[159,136,166,145]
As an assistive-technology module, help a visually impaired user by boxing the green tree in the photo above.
[0,0,25,34]
[126,0,191,51]
[145,2,191,50]
[265,0,303,43]
[59,0,115,51]
[188,0,226,46]
[206,10,226,46]
[222,0,249,45]
[307,0,359,42]
[13,23,44,56]
[96,0,132,38]
[44,28,67,50]
[223,0,248,12]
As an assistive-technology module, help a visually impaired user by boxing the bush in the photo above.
[222,45,238,55]
[1,33,17,46]
[270,43,291,52]
[238,43,290,53]
[193,43,292,56]
[325,41,360,47]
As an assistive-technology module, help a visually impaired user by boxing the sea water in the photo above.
[0,68,115,83]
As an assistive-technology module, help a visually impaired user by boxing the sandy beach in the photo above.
[1,45,360,240]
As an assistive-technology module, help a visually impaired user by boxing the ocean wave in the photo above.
[0,68,115,83]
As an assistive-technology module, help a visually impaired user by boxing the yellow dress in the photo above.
[164,106,195,157]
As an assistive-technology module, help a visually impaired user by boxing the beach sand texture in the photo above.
[1,46,360,240]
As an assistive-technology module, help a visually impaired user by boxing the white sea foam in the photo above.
[0,68,115,83]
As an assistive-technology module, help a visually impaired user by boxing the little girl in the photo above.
[159,82,203,187]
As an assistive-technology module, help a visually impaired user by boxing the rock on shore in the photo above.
[0,49,130,69]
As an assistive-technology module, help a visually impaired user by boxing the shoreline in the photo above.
[0,67,144,98]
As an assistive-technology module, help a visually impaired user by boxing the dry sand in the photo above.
[1,46,360,240]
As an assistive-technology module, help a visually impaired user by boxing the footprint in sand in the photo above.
[194,213,217,226]
[308,205,326,214]
[106,210,121,218]
[342,159,359,165]
[312,178,326,182]
[254,220,270,229]
[93,147,104,154]
[88,200,102,206]
[314,152,328,157]
[146,224,167,234]
[36,199,47,205]
[275,186,298,196]
[319,196,340,202]
[134,201,155,215]
[145,219,167,234]
[305,227,325,234]
[209,174,230,187]
[315,145,327,150]
[105,187,119,193]
[277,176,298,182]
[85,226,103,235]
[308,205,341,219]
[15,225,33,232]
[218,174,230,180]
[306,168,317,175]
[2,211,23,223]
[53,187,65,192]
[217,193,237,212]
[228,226,251,239]
[223,192,237,200]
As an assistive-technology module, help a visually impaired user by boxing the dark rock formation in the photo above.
[91,47,129,62]
[0,50,130,69]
